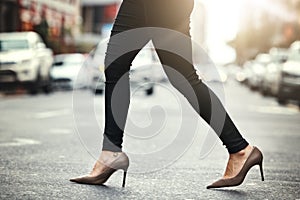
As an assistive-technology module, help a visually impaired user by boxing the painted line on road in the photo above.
[0,138,41,147]
[49,128,73,135]
[249,105,299,115]
[34,109,72,119]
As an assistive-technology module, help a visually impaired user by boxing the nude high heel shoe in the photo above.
[70,152,129,187]
[207,146,264,189]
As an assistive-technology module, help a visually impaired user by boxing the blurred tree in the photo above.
[33,13,49,47]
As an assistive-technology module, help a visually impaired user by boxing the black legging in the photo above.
[102,0,248,154]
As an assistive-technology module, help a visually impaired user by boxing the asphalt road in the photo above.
[0,80,299,200]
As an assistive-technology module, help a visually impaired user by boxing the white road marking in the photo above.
[34,109,72,119]
[0,138,41,147]
[49,129,72,134]
[249,105,299,115]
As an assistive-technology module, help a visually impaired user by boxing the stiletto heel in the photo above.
[70,152,129,187]
[207,146,264,189]
[122,171,127,187]
[259,161,264,181]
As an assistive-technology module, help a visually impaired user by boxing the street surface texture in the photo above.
[0,80,299,200]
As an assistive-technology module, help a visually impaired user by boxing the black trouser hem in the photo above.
[102,135,123,152]
[227,140,249,154]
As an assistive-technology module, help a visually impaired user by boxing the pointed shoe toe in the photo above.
[69,175,95,184]
[69,177,78,182]
[206,177,243,189]
[206,179,227,189]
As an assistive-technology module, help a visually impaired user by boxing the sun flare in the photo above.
[199,0,243,64]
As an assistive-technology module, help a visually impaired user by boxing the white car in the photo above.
[84,42,106,94]
[260,48,288,96]
[247,54,271,90]
[0,31,53,94]
[50,54,88,90]
[277,41,300,106]
[130,47,158,95]
[87,41,158,95]
[237,61,254,84]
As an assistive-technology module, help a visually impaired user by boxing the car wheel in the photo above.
[145,87,154,96]
[277,97,286,105]
[249,85,256,91]
[28,80,40,95]
[94,89,103,95]
[28,85,38,95]
[260,87,269,96]
[42,75,53,94]
[42,83,52,94]
[28,71,43,95]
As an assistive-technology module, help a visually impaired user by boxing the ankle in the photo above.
[230,145,252,158]
[99,151,121,163]
[102,150,119,156]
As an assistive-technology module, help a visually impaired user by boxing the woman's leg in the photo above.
[70,1,149,185]
[152,35,249,154]
[103,0,150,152]
[152,30,254,179]
[149,0,253,177]
[148,0,248,154]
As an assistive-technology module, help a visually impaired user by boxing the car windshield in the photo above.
[0,40,29,52]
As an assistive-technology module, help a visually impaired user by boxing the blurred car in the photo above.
[225,63,241,81]
[84,42,106,94]
[277,41,300,106]
[130,47,158,95]
[50,53,88,90]
[247,53,272,90]
[87,41,158,95]
[237,60,254,84]
[0,31,53,94]
[260,48,288,96]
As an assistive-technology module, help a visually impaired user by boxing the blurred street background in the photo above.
[1,0,300,199]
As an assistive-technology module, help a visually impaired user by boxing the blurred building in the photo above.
[78,0,207,51]
[0,0,81,52]
[0,0,81,34]
[81,0,120,34]
[230,0,300,65]
[76,0,120,44]
[0,0,19,32]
